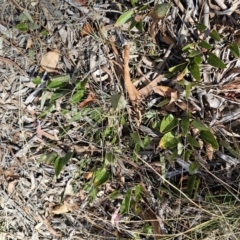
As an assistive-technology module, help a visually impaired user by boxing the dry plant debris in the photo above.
[0,0,240,239]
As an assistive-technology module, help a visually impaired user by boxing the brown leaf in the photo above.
[80,22,93,37]
[8,180,18,194]
[139,75,163,97]
[36,122,43,138]
[111,207,121,231]
[83,172,93,180]
[26,38,32,49]
[161,35,176,46]
[78,92,96,108]
[205,143,214,160]
[123,44,141,104]
[153,85,174,97]
[40,50,59,72]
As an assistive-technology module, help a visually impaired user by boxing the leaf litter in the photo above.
[0,0,240,239]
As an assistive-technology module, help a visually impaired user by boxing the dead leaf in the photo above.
[205,143,214,160]
[52,196,79,214]
[83,172,93,180]
[78,92,96,108]
[139,75,163,97]
[8,180,18,194]
[153,85,174,97]
[38,214,61,236]
[36,122,42,138]
[40,50,59,72]
[123,44,141,104]
[79,189,86,200]
[80,22,93,37]
[111,207,121,231]
[161,35,176,46]
[26,38,32,49]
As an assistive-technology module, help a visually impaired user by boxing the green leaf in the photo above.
[210,29,221,41]
[160,114,178,133]
[229,42,240,58]
[182,43,195,52]
[130,0,138,7]
[32,76,41,85]
[188,175,197,197]
[207,52,226,69]
[131,132,144,148]
[219,140,240,159]
[109,190,121,200]
[38,104,55,118]
[28,22,40,30]
[181,115,190,135]
[120,189,132,214]
[184,149,192,161]
[149,3,170,22]
[192,119,209,131]
[187,134,200,148]
[200,130,219,149]
[194,55,202,64]
[169,62,188,73]
[198,40,212,50]
[159,132,179,149]
[188,62,201,81]
[93,166,110,187]
[70,90,85,104]
[15,23,28,31]
[189,161,200,174]
[115,9,134,27]
[196,23,207,31]
[111,94,127,110]
[22,9,34,23]
[54,152,73,177]
[50,89,69,103]
[135,185,143,203]
[47,75,70,88]
[187,50,202,58]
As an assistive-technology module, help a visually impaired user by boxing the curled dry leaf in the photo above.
[153,85,175,97]
[80,22,93,37]
[78,92,96,108]
[40,50,59,72]
[111,207,121,231]
[139,75,163,97]
[123,44,141,104]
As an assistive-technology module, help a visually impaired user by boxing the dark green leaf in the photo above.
[70,90,85,104]
[120,189,132,214]
[54,152,73,177]
[169,62,188,73]
[131,132,144,148]
[115,10,134,27]
[200,130,219,149]
[194,55,202,64]
[94,166,110,187]
[184,149,192,161]
[187,50,202,58]
[188,175,196,197]
[192,119,209,131]
[199,40,212,50]
[149,3,171,22]
[210,29,221,41]
[189,62,201,81]
[181,115,190,135]
[135,185,143,203]
[187,134,200,148]
[189,161,200,174]
[160,114,178,133]
[159,132,179,149]
[207,52,226,68]
[229,42,240,58]
[196,23,207,31]
[219,140,240,159]
[47,75,70,88]
[50,89,69,103]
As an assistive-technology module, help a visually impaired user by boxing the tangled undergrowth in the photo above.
[1,0,240,239]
